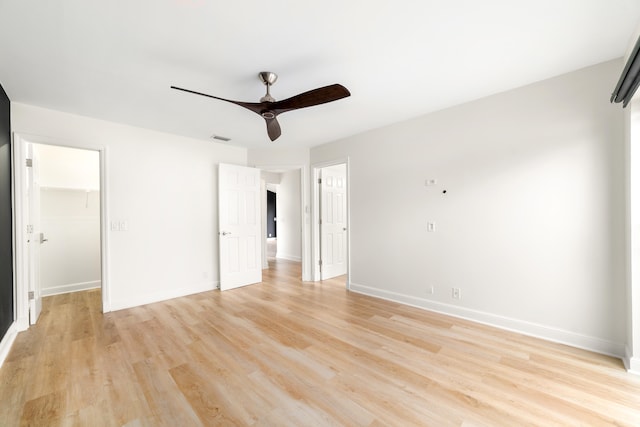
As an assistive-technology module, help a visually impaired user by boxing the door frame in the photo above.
[312,158,350,287]
[256,164,310,281]
[25,142,42,324]
[12,133,110,330]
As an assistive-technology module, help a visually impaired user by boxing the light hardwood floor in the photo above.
[2,259,640,426]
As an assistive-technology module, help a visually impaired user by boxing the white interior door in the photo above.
[320,165,347,280]
[218,163,262,291]
[26,143,43,324]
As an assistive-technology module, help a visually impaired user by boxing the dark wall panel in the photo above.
[267,190,276,238]
[0,82,13,341]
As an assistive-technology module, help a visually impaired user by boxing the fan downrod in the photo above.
[259,72,278,102]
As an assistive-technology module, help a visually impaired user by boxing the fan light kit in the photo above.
[171,72,350,141]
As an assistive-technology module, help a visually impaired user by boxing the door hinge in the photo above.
[28,291,34,300]
[319,218,322,225]
[318,178,322,184]
[26,158,33,167]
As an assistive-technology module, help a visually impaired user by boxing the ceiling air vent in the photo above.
[211,135,231,142]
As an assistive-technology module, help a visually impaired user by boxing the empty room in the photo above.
[2,1,640,426]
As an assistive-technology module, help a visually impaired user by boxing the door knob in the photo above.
[39,233,48,244]
[220,231,232,236]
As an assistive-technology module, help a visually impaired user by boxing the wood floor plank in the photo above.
[170,362,243,426]
[0,357,31,423]
[2,262,640,426]
[100,341,154,426]
[132,357,203,427]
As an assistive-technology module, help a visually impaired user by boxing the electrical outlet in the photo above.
[452,287,461,299]
[427,222,436,232]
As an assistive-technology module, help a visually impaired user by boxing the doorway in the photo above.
[313,160,349,286]
[266,187,277,261]
[266,189,277,239]
[259,167,304,276]
[13,134,108,328]
[35,144,102,300]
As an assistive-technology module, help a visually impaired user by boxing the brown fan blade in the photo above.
[171,80,349,142]
[171,86,267,115]
[271,84,350,115]
[266,117,282,141]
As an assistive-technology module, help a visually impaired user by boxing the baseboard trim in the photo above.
[276,253,302,262]
[15,316,29,332]
[41,280,101,297]
[624,345,640,375]
[110,281,219,311]
[0,322,19,369]
[350,282,625,358]
[628,358,640,375]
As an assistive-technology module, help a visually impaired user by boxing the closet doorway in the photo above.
[33,144,102,304]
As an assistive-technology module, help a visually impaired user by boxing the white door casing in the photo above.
[13,133,110,330]
[26,143,42,324]
[218,163,262,290]
[320,165,347,280]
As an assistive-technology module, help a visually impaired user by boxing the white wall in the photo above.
[621,27,640,373]
[276,169,301,261]
[262,171,281,185]
[37,144,100,190]
[40,188,101,295]
[311,59,626,356]
[12,103,246,311]
[248,147,309,168]
[627,99,640,372]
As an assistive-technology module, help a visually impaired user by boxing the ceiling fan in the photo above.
[171,72,350,141]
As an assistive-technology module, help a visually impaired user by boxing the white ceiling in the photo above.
[1,1,639,150]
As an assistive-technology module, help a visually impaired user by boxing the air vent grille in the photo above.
[211,135,231,142]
